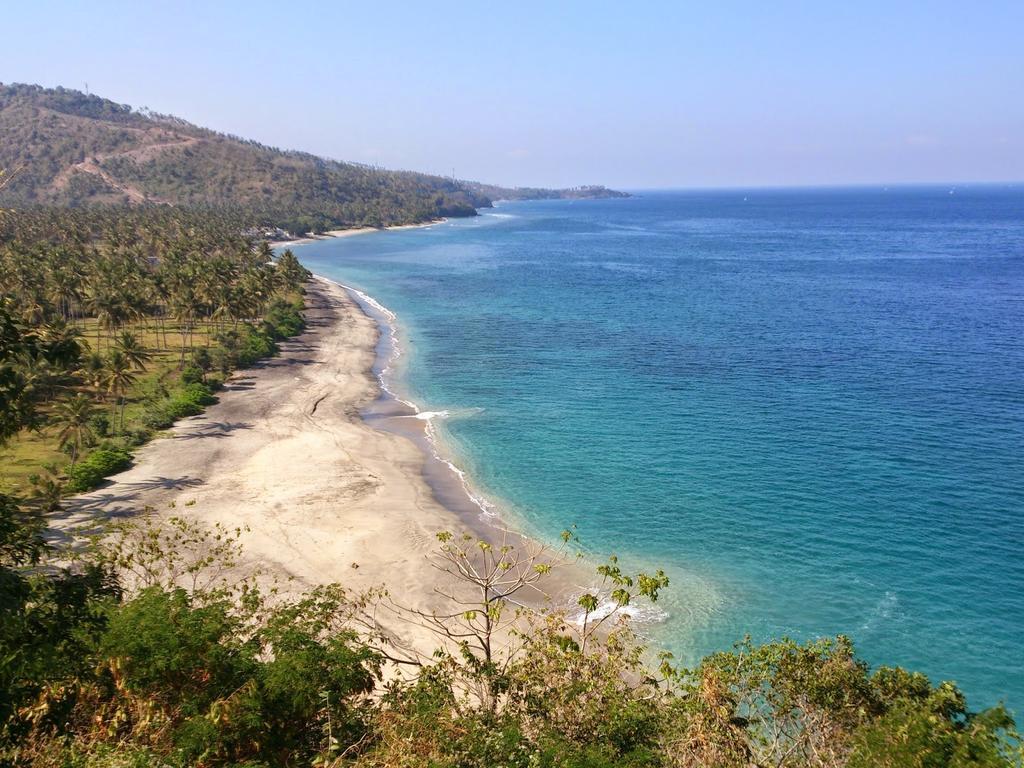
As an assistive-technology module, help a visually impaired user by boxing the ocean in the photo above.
[291,186,1024,712]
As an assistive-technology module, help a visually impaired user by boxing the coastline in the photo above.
[331,276,504,524]
[268,218,447,250]
[307,269,650,627]
[60,273,582,657]
[318,272,595,603]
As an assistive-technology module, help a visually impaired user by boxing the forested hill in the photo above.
[0,83,626,232]
[464,181,629,202]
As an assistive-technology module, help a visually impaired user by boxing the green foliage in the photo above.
[0,302,43,445]
[102,587,251,709]
[29,580,380,766]
[27,464,64,513]
[65,447,132,492]
[88,412,110,439]
[0,493,44,570]
[0,493,119,754]
[848,700,1018,768]
[656,635,1023,768]
[140,383,216,430]
[51,393,96,465]
[178,382,218,408]
[214,325,277,368]
[1,512,1021,767]
[261,298,305,341]
[273,251,310,294]
[0,203,315,497]
[179,364,204,385]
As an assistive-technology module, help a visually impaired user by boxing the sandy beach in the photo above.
[269,219,446,250]
[58,277,554,657]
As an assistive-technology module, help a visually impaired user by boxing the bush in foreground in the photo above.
[64,448,132,492]
[261,297,305,341]
[2,515,1019,768]
[141,382,218,431]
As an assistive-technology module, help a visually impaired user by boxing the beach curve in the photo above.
[58,277,501,654]
[58,267,596,660]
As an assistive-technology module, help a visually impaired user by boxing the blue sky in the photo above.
[3,1,1022,188]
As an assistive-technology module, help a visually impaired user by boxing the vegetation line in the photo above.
[0,206,311,502]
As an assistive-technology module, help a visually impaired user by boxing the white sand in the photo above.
[269,219,445,249]
[60,279,483,655]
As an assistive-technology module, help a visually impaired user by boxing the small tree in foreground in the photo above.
[659,637,1022,768]
[370,527,668,714]
[5,513,1020,768]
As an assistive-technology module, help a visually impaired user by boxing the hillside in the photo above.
[0,84,626,232]
[464,180,629,202]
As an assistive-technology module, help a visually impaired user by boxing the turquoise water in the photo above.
[293,187,1024,712]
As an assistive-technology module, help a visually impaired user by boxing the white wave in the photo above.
[409,407,486,422]
[567,592,671,627]
[413,410,451,421]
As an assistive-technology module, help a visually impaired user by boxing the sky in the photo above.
[3,1,1022,189]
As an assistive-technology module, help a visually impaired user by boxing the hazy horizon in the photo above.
[3,1,1022,190]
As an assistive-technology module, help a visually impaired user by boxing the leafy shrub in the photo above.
[92,585,380,766]
[65,448,132,492]
[101,588,248,707]
[190,347,213,372]
[140,383,217,430]
[179,382,217,407]
[848,689,1017,768]
[124,426,152,447]
[237,328,276,366]
[180,363,205,385]
[89,412,110,438]
[209,346,233,376]
[261,298,305,341]
[7,515,1021,768]
[140,406,174,431]
[214,325,278,368]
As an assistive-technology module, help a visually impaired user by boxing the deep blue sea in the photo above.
[293,186,1024,712]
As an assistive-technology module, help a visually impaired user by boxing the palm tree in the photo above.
[103,350,138,431]
[52,394,95,466]
[276,249,310,292]
[170,282,202,365]
[15,351,55,401]
[47,255,84,322]
[80,352,107,400]
[38,319,85,374]
[115,331,152,372]
[146,276,171,351]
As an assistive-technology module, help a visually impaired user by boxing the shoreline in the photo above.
[59,274,585,657]
[268,218,447,250]
[327,272,674,618]
[325,275,503,524]
[300,270,655,628]
[313,274,593,603]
